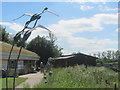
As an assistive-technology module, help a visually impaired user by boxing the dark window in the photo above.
[10,60,15,68]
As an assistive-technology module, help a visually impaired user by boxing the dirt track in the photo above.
[16,72,43,88]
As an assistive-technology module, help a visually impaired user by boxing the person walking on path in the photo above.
[40,62,44,73]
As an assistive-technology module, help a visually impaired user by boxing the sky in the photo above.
[0,1,119,55]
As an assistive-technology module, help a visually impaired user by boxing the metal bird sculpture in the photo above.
[6,7,58,90]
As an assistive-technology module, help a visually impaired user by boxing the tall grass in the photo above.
[34,65,118,88]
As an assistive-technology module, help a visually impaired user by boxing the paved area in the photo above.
[16,72,43,88]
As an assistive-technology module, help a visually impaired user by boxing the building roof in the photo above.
[55,53,97,60]
[74,53,98,59]
[54,55,75,60]
[0,41,40,60]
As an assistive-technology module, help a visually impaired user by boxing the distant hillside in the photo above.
[1,41,38,56]
[34,65,118,88]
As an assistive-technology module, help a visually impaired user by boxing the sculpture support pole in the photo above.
[13,45,23,90]
[33,19,39,28]
[6,41,15,89]
[13,20,37,89]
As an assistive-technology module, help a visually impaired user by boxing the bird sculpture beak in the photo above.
[47,10,59,17]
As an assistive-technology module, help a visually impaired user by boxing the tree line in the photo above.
[92,50,119,63]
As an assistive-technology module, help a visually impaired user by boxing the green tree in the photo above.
[27,35,62,65]
[115,50,119,60]
[97,52,101,58]
[112,51,115,60]
[102,52,106,59]
[0,25,9,42]
[106,50,112,60]
[8,33,27,48]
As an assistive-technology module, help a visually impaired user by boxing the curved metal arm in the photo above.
[13,29,32,90]
[6,30,23,89]
[6,41,15,89]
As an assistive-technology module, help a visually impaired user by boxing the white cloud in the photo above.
[48,13,117,36]
[8,33,15,39]
[99,6,118,12]
[0,22,11,26]
[104,7,118,11]
[93,13,118,24]
[0,13,118,54]
[27,28,50,41]
[58,36,117,55]
[0,22,24,32]
[80,5,94,11]
[61,50,72,55]
[9,23,24,32]
[47,13,117,54]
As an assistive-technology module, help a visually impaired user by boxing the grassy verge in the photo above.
[34,65,118,88]
[1,77,27,88]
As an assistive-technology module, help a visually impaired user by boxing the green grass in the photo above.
[1,77,27,88]
[34,65,118,88]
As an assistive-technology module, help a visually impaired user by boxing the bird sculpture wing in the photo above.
[24,25,51,32]
[13,13,33,21]
[36,25,51,32]
[24,13,33,16]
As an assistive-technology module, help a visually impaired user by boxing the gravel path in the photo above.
[16,72,43,88]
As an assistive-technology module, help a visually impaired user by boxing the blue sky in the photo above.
[1,1,118,55]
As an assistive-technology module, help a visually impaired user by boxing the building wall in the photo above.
[1,59,36,75]
[24,60,36,74]
[2,60,7,70]
[18,61,24,75]
[53,59,68,67]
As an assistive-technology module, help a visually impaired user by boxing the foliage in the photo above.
[8,34,27,48]
[34,65,118,88]
[1,77,27,88]
[15,37,28,48]
[27,35,62,65]
[0,25,9,43]
[0,25,27,48]
[95,50,119,64]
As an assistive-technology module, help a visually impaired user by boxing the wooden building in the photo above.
[53,53,97,68]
